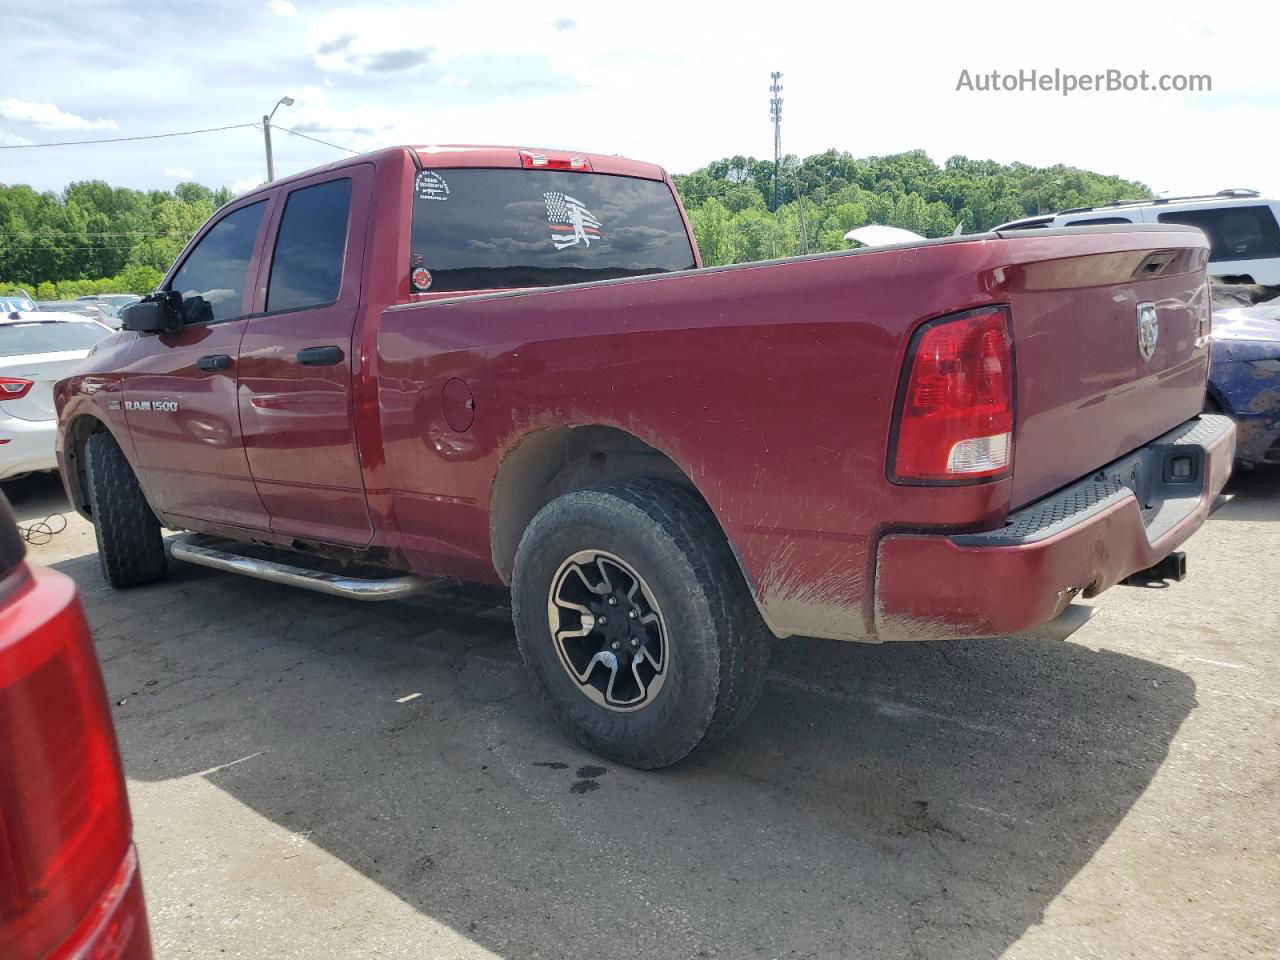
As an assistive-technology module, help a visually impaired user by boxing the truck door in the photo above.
[121,196,272,529]
[236,166,374,546]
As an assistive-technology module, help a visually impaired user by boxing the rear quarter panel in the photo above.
[374,238,1018,640]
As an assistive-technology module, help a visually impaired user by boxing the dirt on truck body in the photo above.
[56,145,1234,767]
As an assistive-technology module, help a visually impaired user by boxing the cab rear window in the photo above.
[409,169,696,294]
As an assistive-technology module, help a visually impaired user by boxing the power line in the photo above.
[0,122,258,150]
[270,124,361,156]
[0,232,194,238]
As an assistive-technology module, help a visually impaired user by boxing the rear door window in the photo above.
[409,169,696,293]
[169,200,267,322]
[266,178,353,312]
[1156,206,1280,262]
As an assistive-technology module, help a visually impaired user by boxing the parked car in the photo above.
[36,301,119,328]
[996,189,1280,285]
[0,493,153,959]
[78,294,142,310]
[1,315,113,481]
[1209,300,1280,466]
[55,144,1234,768]
[1,290,38,314]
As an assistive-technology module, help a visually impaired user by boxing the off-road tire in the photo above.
[511,479,771,769]
[84,432,167,588]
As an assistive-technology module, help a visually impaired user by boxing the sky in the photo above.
[2,0,1279,198]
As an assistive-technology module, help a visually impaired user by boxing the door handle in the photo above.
[297,345,344,366]
[197,354,232,372]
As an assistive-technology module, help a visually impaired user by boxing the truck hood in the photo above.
[1211,303,1280,362]
[1211,303,1280,343]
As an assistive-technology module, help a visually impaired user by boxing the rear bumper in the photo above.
[0,415,56,480]
[1229,410,1280,466]
[873,414,1235,642]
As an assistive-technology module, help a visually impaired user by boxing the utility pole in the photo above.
[263,115,275,183]
[769,72,783,210]
[263,96,295,183]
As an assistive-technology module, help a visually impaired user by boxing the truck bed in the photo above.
[373,223,1214,641]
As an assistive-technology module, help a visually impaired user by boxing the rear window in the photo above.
[409,169,696,293]
[0,322,109,357]
[1157,205,1280,262]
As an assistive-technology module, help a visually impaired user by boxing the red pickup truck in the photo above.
[55,145,1234,768]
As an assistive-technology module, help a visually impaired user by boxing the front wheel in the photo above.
[84,432,168,588]
[511,480,770,769]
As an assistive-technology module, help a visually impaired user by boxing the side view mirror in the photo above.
[121,291,182,334]
[179,295,213,326]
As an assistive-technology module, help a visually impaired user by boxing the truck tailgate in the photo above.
[999,226,1212,508]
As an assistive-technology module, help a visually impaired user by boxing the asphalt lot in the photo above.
[8,469,1279,959]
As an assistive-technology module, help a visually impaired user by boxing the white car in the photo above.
[0,314,113,481]
[996,189,1280,285]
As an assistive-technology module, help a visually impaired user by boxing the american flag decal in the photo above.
[544,192,603,249]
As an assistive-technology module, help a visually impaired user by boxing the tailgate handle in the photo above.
[197,354,231,372]
[1134,251,1175,278]
[297,345,344,366]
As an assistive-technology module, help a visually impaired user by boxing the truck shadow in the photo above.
[51,546,1198,960]
[1212,465,1280,522]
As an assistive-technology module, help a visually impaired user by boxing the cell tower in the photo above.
[769,72,783,208]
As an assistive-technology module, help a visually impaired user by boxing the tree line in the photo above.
[1,149,1152,293]
[674,150,1151,265]
[0,181,232,299]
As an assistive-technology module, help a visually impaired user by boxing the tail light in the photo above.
[0,378,33,400]
[0,565,134,959]
[890,306,1015,483]
[519,150,592,172]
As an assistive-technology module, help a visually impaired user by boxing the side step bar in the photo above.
[170,535,433,601]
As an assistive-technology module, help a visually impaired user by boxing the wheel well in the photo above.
[61,414,110,519]
[489,425,700,584]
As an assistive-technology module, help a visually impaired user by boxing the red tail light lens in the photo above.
[891,306,1015,483]
[0,378,33,400]
[519,150,592,172]
[0,565,133,960]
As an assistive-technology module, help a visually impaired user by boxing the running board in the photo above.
[170,535,433,601]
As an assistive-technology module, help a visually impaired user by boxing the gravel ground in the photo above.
[9,468,1279,959]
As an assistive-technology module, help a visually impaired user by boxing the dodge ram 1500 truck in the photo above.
[55,145,1235,768]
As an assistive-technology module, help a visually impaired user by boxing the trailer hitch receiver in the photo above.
[1123,550,1187,587]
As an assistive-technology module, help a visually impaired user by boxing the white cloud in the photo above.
[0,98,117,131]
[233,178,265,194]
[269,0,297,15]
[4,0,1279,198]
[0,131,33,146]
[163,166,194,178]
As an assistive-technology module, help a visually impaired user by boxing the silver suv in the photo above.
[997,189,1280,285]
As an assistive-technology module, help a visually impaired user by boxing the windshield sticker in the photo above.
[544,192,602,249]
[411,267,433,291]
[415,170,450,201]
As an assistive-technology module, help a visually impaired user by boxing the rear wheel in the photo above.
[84,432,167,588]
[511,479,770,769]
